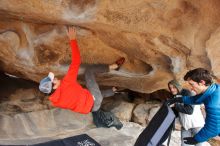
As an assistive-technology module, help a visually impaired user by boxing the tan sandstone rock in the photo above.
[0,0,220,93]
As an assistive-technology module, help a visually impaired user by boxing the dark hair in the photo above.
[184,68,213,86]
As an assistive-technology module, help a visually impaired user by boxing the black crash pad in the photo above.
[1,134,101,146]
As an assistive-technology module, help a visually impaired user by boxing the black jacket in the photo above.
[174,89,193,115]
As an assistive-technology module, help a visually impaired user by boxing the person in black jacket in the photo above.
[167,80,207,146]
[168,80,193,116]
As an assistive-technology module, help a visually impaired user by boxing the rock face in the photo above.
[1,0,220,93]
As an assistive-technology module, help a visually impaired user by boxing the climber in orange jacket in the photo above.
[39,27,125,129]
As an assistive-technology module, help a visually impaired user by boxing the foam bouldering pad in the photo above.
[1,134,101,146]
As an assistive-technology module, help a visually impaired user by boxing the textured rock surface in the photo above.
[102,95,135,122]
[132,101,161,126]
[1,0,220,93]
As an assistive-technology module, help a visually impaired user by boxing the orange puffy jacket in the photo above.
[49,40,94,114]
